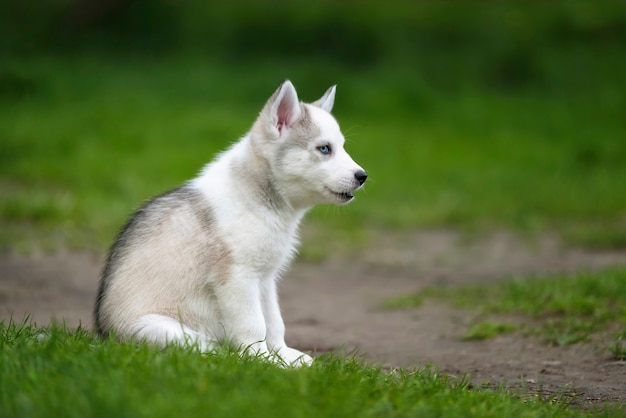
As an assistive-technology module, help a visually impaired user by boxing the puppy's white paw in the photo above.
[275,346,313,368]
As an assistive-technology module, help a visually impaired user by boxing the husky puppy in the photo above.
[94,80,367,366]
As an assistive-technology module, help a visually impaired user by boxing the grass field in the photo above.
[385,267,626,357]
[1,41,625,253]
[1,320,615,418]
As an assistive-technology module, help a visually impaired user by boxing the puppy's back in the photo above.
[94,186,231,337]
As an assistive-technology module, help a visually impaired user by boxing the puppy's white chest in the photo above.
[237,225,299,276]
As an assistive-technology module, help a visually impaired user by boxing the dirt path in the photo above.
[1,230,625,408]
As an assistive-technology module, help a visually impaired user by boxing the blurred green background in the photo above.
[1,0,625,254]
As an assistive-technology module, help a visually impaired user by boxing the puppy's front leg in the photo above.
[214,276,269,357]
[261,277,313,367]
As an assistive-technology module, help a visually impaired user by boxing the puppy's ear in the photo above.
[311,85,336,113]
[267,80,301,135]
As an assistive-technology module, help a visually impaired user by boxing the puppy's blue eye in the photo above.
[318,145,331,155]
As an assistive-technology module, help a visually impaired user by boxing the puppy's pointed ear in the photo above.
[267,80,301,135]
[311,85,336,113]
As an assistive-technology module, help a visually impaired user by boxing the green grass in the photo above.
[1,320,614,418]
[462,321,518,341]
[385,267,626,352]
[1,40,626,253]
[610,330,626,360]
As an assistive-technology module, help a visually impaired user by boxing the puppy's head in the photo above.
[251,80,367,209]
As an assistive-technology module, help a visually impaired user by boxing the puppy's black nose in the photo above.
[355,170,368,186]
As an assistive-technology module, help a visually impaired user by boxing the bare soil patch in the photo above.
[1,230,625,408]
